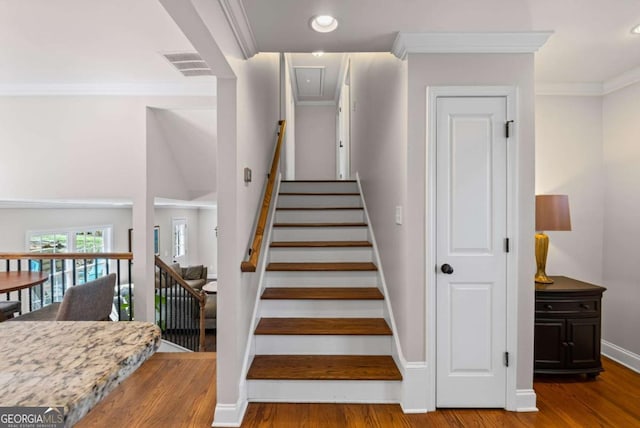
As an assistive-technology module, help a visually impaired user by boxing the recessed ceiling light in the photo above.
[311,15,338,33]
[632,24,640,34]
[312,51,325,57]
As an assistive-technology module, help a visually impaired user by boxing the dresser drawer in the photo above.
[535,299,599,315]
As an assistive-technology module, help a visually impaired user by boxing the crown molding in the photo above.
[218,0,258,59]
[392,31,553,60]
[603,65,640,95]
[0,82,216,96]
[535,82,604,96]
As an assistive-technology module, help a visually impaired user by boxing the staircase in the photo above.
[246,179,402,403]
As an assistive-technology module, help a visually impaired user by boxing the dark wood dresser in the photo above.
[534,276,606,377]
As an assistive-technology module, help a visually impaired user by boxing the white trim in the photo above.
[212,397,248,427]
[295,100,337,106]
[392,32,553,60]
[247,380,399,403]
[425,86,520,411]
[0,82,216,96]
[515,389,538,412]
[602,340,640,373]
[217,0,258,59]
[157,339,192,352]
[535,82,604,97]
[603,65,640,94]
[399,362,429,413]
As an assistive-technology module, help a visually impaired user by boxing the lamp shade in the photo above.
[536,194,571,231]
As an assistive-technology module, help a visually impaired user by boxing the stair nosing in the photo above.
[261,287,384,300]
[255,317,392,336]
[266,262,378,272]
[247,355,402,381]
[276,207,363,211]
[280,180,357,183]
[273,222,367,228]
[279,192,360,196]
[270,241,373,248]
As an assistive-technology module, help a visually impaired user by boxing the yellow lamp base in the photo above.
[535,232,554,284]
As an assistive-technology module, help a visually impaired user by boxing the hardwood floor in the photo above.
[77,356,640,427]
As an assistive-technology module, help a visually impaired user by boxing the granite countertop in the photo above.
[0,321,161,427]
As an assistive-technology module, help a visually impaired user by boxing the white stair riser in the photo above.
[269,247,374,263]
[259,299,384,317]
[280,182,359,193]
[248,380,400,403]
[272,227,369,241]
[264,271,380,287]
[275,209,365,223]
[254,335,392,355]
[277,195,362,208]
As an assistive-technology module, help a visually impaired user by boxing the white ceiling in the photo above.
[0,0,214,91]
[241,0,640,85]
[1,0,638,89]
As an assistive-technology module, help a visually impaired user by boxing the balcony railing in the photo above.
[0,252,133,321]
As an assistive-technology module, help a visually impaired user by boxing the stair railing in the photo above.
[154,256,206,352]
[241,119,286,272]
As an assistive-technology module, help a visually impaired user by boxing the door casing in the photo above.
[425,86,519,411]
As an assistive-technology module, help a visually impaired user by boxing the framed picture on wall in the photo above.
[127,226,160,256]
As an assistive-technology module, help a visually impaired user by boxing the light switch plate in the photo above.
[395,206,403,225]
[244,167,252,183]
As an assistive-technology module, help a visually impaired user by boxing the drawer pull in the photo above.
[545,304,553,310]
[568,342,575,347]
[580,303,591,310]
[562,342,569,348]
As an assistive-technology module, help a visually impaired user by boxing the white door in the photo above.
[436,96,508,407]
[337,82,350,180]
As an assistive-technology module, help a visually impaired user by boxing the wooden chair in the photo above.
[10,274,117,321]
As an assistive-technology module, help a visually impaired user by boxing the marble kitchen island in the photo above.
[0,321,161,427]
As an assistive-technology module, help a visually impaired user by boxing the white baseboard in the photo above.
[515,389,538,412]
[157,339,192,353]
[248,380,400,402]
[212,397,248,427]
[399,362,429,413]
[602,340,640,373]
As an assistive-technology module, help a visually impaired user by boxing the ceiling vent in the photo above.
[161,52,213,77]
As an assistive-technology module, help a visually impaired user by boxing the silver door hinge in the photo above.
[504,351,510,367]
[504,238,510,253]
[505,120,514,138]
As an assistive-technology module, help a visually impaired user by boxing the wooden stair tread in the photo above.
[266,262,377,271]
[273,222,367,228]
[247,355,402,380]
[281,180,357,183]
[279,192,360,196]
[255,317,392,335]
[276,207,363,211]
[262,287,384,300]
[271,241,372,248]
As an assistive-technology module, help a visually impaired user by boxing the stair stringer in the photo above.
[237,173,283,409]
[355,173,429,413]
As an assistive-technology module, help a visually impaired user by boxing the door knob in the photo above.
[441,264,454,274]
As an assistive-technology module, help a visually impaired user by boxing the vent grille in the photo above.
[162,52,213,77]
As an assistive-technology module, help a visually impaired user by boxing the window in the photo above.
[27,226,112,307]
[172,218,187,259]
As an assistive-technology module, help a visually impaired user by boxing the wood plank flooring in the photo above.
[270,240,372,247]
[266,262,377,271]
[76,356,640,428]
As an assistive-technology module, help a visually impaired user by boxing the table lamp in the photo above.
[535,194,571,284]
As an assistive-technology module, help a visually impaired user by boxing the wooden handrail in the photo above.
[241,120,286,272]
[0,252,133,260]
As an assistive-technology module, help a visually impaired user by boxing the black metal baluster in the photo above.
[83,259,87,283]
[61,258,66,298]
[116,261,122,321]
[128,260,133,320]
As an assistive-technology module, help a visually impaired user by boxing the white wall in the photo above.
[405,54,536,391]
[602,82,640,356]
[535,95,605,284]
[295,105,336,180]
[0,207,132,253]
[350,52,409,359]
[198,207,217,277]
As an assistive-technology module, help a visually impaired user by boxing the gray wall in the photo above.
[602,82,640,356]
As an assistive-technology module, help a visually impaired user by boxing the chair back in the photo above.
[56,273,117,321]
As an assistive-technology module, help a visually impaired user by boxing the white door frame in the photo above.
[425,86,519,411]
